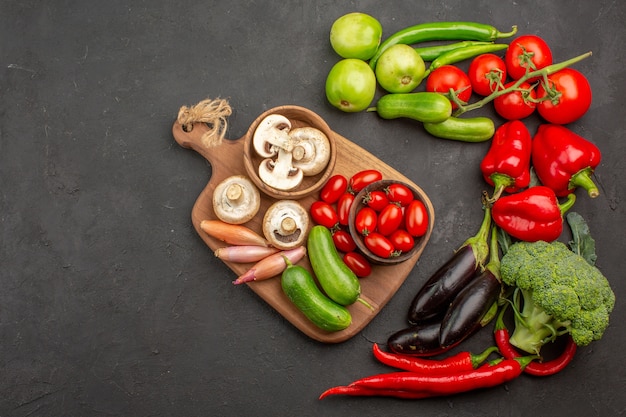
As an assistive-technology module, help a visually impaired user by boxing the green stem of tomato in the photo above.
[453,51,592,117]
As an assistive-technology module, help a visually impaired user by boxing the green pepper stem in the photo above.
[559,193,577,215]
[488,173,516,203]
[570,167,600,198]
[471,345,500,368]
[496,25,518,39]
[454,51,593,117]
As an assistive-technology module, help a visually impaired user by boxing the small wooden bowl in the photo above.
[243,105,337,200]
[348,179,434,265]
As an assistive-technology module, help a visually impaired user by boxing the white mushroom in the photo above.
[212,175,261,224]
[289,127,332,176]
[262,200,310,250]
[258,147,303,191]
[252,114,293,158]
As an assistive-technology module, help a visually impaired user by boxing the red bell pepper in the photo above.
[480,120,532,201]
[532,124,601,198]
[492,185,576,242]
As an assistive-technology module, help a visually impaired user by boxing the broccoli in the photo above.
[500,240,615,355]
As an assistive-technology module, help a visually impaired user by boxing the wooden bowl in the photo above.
[348,179,435,265]
[243,105,337,200]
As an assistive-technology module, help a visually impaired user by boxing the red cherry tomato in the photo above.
[536,68,592,125]
[425,65,472,109]
[354,207,377,236]
[385,183,414,207]
[377,203,404,236]
[332,229,357,253]
[505,35,553,80]
[468,53,507,96]
[343,251,372,278]
[494,81,537,120]
[389,229,415,253]
[364,190,389,211]
[337,192,355,226]
[364,232,396,259]
[349,169,383,193]
[320,174,348,204]
[309,201,338,228]
[405,200,429,237]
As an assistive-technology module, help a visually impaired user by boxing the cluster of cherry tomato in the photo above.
[309,169,429,277]
[428,34,592,124]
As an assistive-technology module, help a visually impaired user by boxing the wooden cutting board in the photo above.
[172,105,435,343]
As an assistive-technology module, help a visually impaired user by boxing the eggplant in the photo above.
[387,322,450,357]
[408,199,492,324]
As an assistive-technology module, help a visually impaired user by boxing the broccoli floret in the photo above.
[500,240,615,355]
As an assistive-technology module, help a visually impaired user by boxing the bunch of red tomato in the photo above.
[428,34,592,124]
[310,169,429,277]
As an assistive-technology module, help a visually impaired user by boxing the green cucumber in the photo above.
[307,225,362,306]
[369,92,452,123]
[281,260,352,332]
[423,116,495,142]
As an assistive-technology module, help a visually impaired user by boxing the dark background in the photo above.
[2,1,625,416]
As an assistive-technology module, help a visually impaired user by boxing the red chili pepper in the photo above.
[347,357,533,396]
[491,185,576,242]
[532,124,602,198]
[480,120,532,201]
[372,343,498,375]
[494,306,577,377]
[319,385,430,400]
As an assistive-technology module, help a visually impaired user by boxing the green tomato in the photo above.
[330,12,382,60]
[375,44,426,93]
[325,59,377,113]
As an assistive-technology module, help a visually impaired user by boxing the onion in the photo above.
[200,219,269,247]
[233,246,306,285]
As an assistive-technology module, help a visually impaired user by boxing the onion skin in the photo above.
[233,246,307,285]
[200,219,269,247]
[215,245,280,263]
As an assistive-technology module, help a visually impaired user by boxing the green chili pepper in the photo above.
[415,41,494,62]
[426,43,509,75]
[423,116,495,142]
[369,22,517,69]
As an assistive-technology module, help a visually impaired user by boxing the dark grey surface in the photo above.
[2,1,625,416]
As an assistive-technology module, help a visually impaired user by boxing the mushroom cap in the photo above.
[258,147,303,191]
[262,200,310,250]
[252,114,293,158]
[212,175,261,224]
[289,127,332,176]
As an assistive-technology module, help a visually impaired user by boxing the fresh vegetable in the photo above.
[480,120,532,201]
[368,21,517,70]
[369,92,453,123]
[375,44,426,93]
[214,245,280,263]
[423,116,495,142]
[363,189,389,211]
[262,200,309,250]
[532,124,601,198]
[425,65,472,109]
[389,229,415,253]
[309,200,339,229]
[212,175,261,224]
[326,58,377,112]
[349,169,383,193]
[354,206,377,236]
[364,232,398,258]
[468,53,507,96]
[499,240,616,354]
[415,40,494,62]
[336,192,354,225]
[319,174,348,204]
[329,12,383,60]
[200,219,269,247]
[372,343,498,374]
[387,322,450,357]
[320,356,533,399]
[408,197,491,323]
[494,306,578,377]
[281,257,352,332]
[536,68,592,124]
[343,251,372,278]
[404,199,429,237]
[377,203,404,236]
[492,186,576,242]
[426,43,508,76]
[493,80,537,120]
[233,246,307,285]
[307,225,363,306]
[385,183,414,206]
[439,225,502,348]
[332,229,356,253]
[505,34,553,80]
[566,211,597,266]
